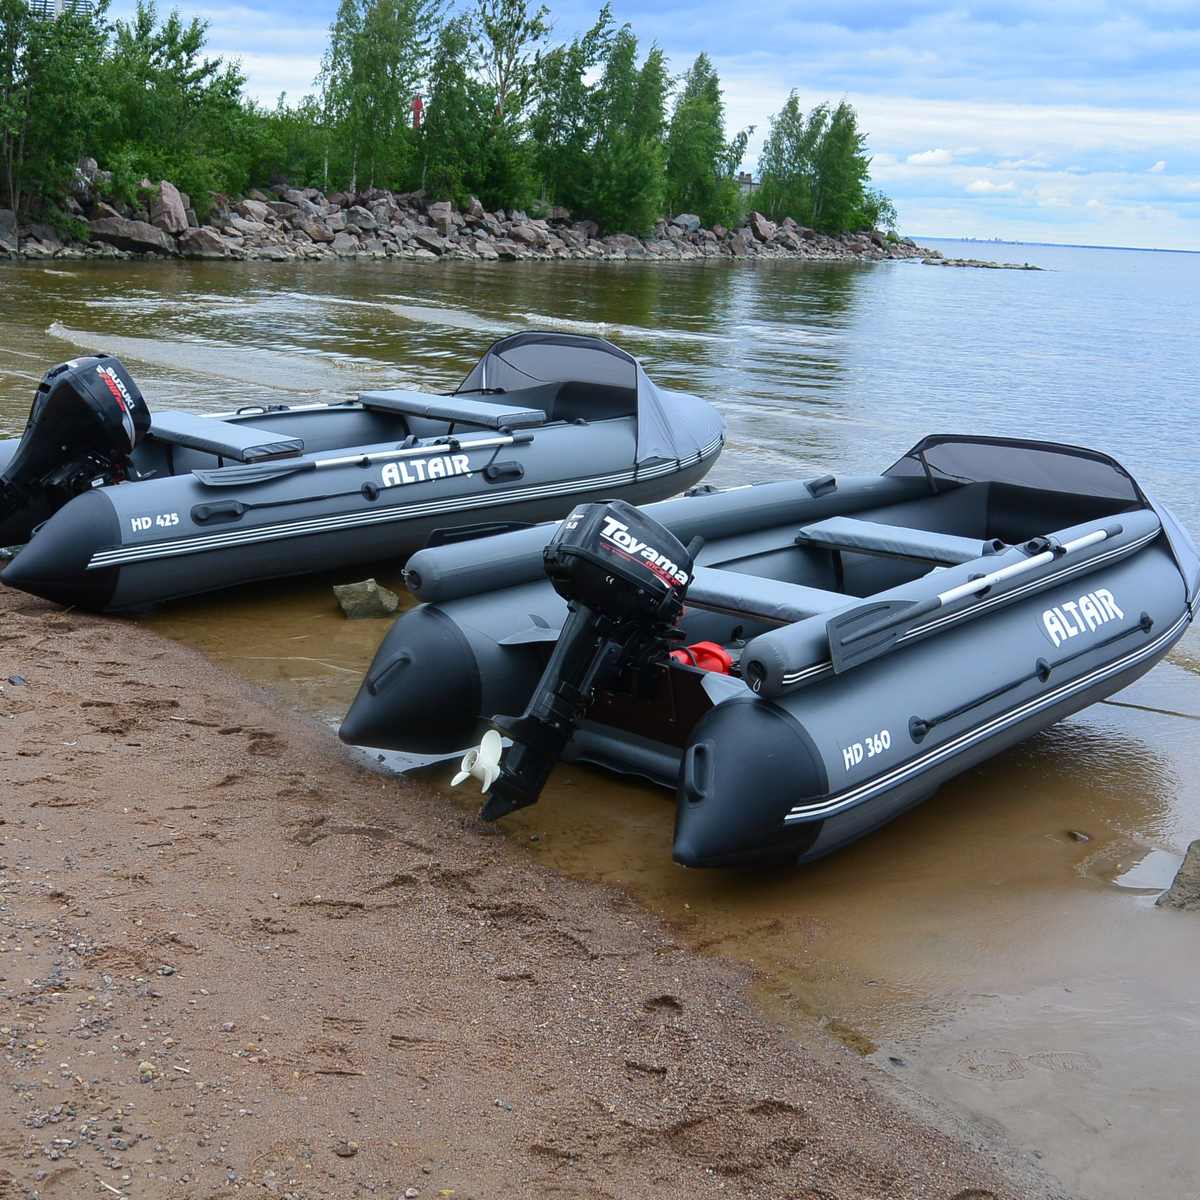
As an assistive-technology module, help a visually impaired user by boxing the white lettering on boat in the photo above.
[380,454,472,489]
[1041,588,1124,648]
[842,728,891,773]
[599,515,690,587]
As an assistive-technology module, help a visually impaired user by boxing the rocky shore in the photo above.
[1,168,961,267]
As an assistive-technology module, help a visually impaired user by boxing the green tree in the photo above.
[469,0,548,210]
[664,52,747,229]
[95,0,255,214]
[318,0,437,194]
[528,3,613,208]
[419,15,486,203]
[757,94,892,233]
[576,26,667,235]
[0,0,109,214]
[251,92,329,190]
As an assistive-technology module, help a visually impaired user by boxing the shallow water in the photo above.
[3,244,1200,1198]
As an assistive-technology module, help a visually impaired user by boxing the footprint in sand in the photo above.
[956,1048,1101,1081]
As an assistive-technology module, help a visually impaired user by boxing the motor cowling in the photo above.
[0,355,150,523]
[476,498,699,820]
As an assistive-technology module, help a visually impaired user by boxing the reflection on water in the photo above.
[5,245,1200,1199]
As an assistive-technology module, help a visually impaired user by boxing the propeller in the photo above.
[451,729,504,792]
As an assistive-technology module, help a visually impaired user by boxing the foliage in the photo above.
[1,0,895,239]
[571,26,668,235]
[757,95,891,233]
[0,0,109,213]
[318,0,438,193]
[419,15,485,203]
[528,3,612,207]
[664,53,747,229]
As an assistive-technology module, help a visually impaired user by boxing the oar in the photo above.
[192,430,534,488]
[826,522,1126,673]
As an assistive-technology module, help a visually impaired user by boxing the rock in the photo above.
[150,180,188,234]
[0,209,18,239]
[671,213,701,233]
[1157,839,1200,910]
[267,200,298,220]
[869,229,887,248]
[466,196,485,220]
[1066,829,1090,842]
[331,231,359,257]
[333,578,399,619]
[748,211,776,242]
[729,233,748,256]
[332,1140,359,1158]
[178,227,229,258]
[711,224,728,241]
[296,216,334,244]
[550,205,571,222]
[235,198,271,223]
[412,228,444,254]
[427,200,454,236]
[88,216,175,254]
[509,224,539,247]
[346,204,378,231]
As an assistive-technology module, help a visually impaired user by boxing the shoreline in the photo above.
[1,182,1040,270]
[0,583,1063,1199]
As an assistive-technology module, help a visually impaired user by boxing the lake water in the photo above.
[3,241,1199,1199]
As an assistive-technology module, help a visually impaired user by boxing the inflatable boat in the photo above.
[339,435,1199,867]
[0,333,724,611]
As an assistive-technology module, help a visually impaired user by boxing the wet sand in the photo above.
[0,585,1056,1199]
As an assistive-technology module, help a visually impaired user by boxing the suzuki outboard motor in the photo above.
[0,355,150,524]
[456,498,699,820]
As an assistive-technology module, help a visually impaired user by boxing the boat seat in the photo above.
[148,412,305,463]
[687,567,845,626]
[360,389,547,430]
[794,516,1002,565]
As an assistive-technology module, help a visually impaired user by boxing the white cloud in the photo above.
[1149,160,1167,172]
[906,148,955,166]
[1086,198,1103,208]
[966,180,1017,195]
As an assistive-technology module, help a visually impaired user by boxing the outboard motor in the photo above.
[458,498,700,820]
[0,355,150,523]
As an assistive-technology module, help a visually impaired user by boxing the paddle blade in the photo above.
[192,460,315,487]
[826,597,936,673]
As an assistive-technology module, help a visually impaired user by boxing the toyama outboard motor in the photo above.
[0,354,150,523]
[456,498,700,821]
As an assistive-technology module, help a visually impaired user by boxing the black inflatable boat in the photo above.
[340,435,1199,867]
[0,333,724,611]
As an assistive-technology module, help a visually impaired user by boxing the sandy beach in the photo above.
[0,583,1064,1199]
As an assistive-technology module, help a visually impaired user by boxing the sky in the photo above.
[122,0,1200,250]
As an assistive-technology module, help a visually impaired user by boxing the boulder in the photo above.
[869,229,887,248]
[427,200,454,236]
[466,196,485,220]
[671,213,701,234]
[412,228,445,254]
[177,227,229,258]
[235,198,271,223]
[151,180,189,234]
[748,211,776,242]
[297,216,334,244]
[1157,839,1200,911]
[331,231,359,256]
[88,216,176,254]
[327,192,351,209]
[346,204,378,231]
[509,224,540,247]
[729,233,748,257]
[267,200,299,220]
[550,205,571,222]
[577,219,600,241]
[712,224,728,241]
[282,188,308,206]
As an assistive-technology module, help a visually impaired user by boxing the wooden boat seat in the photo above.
[148,412,305,463]
[687,567,845,626]
[794,515,1002,565]
[360,389,548,430]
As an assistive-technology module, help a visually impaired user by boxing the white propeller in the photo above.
[451,729,504,793]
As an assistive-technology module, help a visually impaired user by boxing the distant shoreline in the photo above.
[1,183,1039,270]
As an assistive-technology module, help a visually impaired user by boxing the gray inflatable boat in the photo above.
[0,333,724,611]
[340,435,1199,867]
